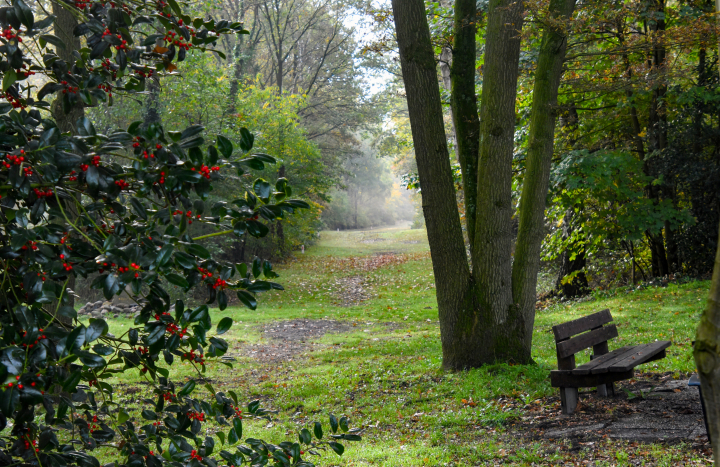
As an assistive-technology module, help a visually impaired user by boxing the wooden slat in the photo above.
[553,309,613,342]
[573,345,635,375]
[589,346,649,374]
[606,340,671,372]
[556,324,618,359]
[550,369,633,388]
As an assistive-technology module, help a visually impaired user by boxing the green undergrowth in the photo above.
[82,225,710,465]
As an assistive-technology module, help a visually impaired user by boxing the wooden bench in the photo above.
[550,309,671,415]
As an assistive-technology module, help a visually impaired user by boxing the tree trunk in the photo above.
[51,2,83,133]
[467,0,525,364]
[451,0,480,248]
[50,2,83,326]
[391,0,473,370]
[694,221,720,462]
[555,209,588,297]
[644,0,671,276]
[510,0,577,357]
[394,0,576,369]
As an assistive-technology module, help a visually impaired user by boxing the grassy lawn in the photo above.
[86,225,711,466]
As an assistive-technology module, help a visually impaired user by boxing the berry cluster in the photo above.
[231,405,243,419]
[2,91,24,109]
[161,391,175,402]
[63,261,73,271]
[20,241,37,251]
[197,267,213,279]
[158,171,166,184]
[19,330,46,349]
[23,438,38,452]
[88,414,99,430]
[17,64,35,78]
[115,179,130,190]
[135,69,154,78]
[74,1,88,8]
[211,277,227,290]
[1,27,20,41]
[22,166,33,177]
[142,150,156,159]
[190,450,203,461]
[191,164,220,180]
[187,411,205,422]
[102,28,128,50]
[100,58,118,80]
[163,30,193,51]
[183,349,205,365]
[154,311,171,320]
[132,137,142,148]
[165,322,188,337]
[33,188,53,198]
[172,209,197,224]
[97,84,112,96]
[60,81,78,94]
[68,170,78,181]
[4,152,26,167]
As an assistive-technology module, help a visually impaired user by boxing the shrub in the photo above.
[0,1,360,466]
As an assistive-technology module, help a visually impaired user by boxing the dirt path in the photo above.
[513,373,709,449]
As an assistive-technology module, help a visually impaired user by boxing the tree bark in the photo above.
[50,2,83,326]
[391,0,473,370]
[51,2,83,133]
[510,0,577,357]
[451,0,480,249]
[694,221,720,462]
[468,0,525,363]
[555,209,588,296]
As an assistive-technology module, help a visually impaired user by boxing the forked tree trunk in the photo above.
[694,221,720,462]
[393,0,576,368]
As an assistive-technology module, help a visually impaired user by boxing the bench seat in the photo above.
[551,309,671,414]
[550,341,670,388]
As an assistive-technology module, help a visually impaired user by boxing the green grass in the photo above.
[84,225,711,465]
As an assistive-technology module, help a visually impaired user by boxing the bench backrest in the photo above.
[552,309,617,370]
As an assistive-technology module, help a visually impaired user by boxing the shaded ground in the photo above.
[513,372,709,450]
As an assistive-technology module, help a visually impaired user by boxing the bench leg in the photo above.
[597,384,607,397]
[560,387,578,415]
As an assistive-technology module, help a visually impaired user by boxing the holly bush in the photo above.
[0,0,360,466]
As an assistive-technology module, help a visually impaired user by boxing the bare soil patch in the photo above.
[513,372,709,448]
[262,319,356,341]
[240,319,402,364]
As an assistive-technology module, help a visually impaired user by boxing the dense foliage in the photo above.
[0,1,360,466]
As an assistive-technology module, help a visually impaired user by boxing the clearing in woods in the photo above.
[94,225,712,465]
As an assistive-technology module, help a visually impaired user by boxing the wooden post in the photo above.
[558,353,578,414]
[593,339,610,397]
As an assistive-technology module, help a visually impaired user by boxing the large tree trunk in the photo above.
[694,221,720,462]
[451,0,480,248]
[467,0,525,364]
[391,0,473,370]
